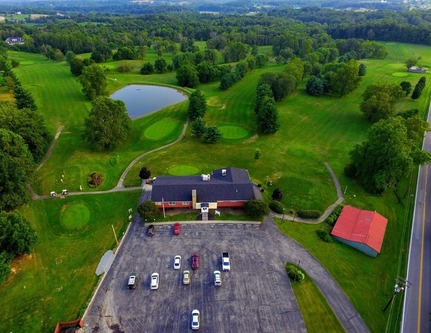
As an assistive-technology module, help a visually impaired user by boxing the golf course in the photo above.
[0,41,430,332]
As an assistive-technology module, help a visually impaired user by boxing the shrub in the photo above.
[117,64,132,73]
[137,201,159,221]
[88,172,103,187]
[324,205,343,226]
[269,200,285,214]
[286,263,305,282]
[244,199,269,219]
[140,62,154,75]
[316,229,333,243]
[297,210,322,219]
[271,188,283,201]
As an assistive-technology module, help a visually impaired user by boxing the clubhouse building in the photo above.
[151,167,256,213]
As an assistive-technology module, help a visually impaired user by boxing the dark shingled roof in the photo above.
[151,167,255,203]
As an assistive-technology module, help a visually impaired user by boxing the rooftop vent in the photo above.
[202,174,211,181]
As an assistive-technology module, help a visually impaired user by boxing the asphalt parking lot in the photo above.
[83,217,306,333]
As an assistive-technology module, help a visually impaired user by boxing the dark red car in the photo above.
[191,253,199,270]
[173,222,181,235]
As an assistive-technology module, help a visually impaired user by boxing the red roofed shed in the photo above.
[331,205,388,257]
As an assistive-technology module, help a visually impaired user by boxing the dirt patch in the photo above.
[10,253,32,274]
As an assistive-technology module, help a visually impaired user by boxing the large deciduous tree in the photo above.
[258,72,296,101]
[346,117,431,194]
[0,129,35,211]
[0,211,37,256]
[330,59,361,97]
[79,64,108,100]
[83,97,131,151]
[91,43,112,63]
[284,57,304,88]
[360,92,395,123]
[176,64,199,88]
[0,102,52,162]
[188,90,206,120]
[360,83,405,122]
[306,76,325,97]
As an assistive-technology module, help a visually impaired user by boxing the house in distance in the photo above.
[151,167,256,215]
[5,37,24,45]
[331,205,388,257]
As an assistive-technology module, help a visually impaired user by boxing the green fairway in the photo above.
[392,72,408,76]
[143,118,180,140]
[289,268,345,333]
[219,125,250,140]
[61,202,91,228]
[168,165,200,175]
[0,191,141,333]
[5,41,431,332]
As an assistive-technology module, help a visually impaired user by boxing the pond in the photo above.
[110,84,187,118]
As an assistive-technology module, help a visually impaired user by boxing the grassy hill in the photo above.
[0,42,430,332]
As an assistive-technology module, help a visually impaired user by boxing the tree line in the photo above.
[346,80,431,196]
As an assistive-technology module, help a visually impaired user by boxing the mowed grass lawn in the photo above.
[10,51,188,194]
[289,268,345,333]
[0,191,141,332]
[4,42,430,332]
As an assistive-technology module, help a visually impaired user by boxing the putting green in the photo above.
[392,72,408,77]
[168,165,200,176]
[61,203,90,229]
[219,125,249,140]
[143,118,179,140]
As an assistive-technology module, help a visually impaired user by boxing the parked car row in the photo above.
[129,246,229,330]
[127,272,160,290]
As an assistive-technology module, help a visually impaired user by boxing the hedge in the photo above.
[297,210,322,219]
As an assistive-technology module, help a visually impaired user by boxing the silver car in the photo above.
[183,270,191,285]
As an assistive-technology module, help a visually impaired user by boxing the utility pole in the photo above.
[382,277,411,312]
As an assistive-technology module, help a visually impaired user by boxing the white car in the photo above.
[191,309,200,330]
[174,255,181,270]
[150,272,159,290]
[214,270,221,286]
[183,270,191,285]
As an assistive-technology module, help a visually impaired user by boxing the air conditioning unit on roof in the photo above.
[202,174,211,181]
